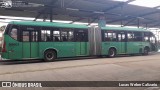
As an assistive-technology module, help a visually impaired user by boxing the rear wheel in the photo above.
[108,48,116,58]
[143,48,149,55]
[44,50,56,62]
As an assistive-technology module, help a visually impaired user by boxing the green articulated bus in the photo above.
[1,21,158,61]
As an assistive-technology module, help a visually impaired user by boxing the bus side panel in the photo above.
[127,42,143,54]
[31,42,39,58]
[101,42,120,55]
[126,42,134,54]
[57,42,76,57]
[82,42,89,56]
[115,42,123,54]
[101,42,108,55]
[22,42,30,58]
[142,42,151,51]
[75,42,81,56]
[39,42,76,58]
[75,42,89,56]
[2,35,22,60]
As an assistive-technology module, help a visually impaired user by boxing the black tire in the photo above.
[108,48,116,58]
[143,48,149,55]
[44,50,56,62]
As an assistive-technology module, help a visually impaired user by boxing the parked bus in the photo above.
[1,21,158,61]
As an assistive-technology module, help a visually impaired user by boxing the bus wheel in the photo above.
[44,50,56,62]
[143,48,149,55]
[108,48,116,58]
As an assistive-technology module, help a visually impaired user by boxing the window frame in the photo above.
[41,27,52,42]
[20,25,40,42]
[74,29,88,42]
[132,31,143,42]
[8,25,20,41]
[103,30,117,42]
[117,31,127,42]
[60,28,74,42]
[127,31,134,42]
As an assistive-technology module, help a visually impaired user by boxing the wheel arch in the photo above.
[144,46,150,52]
[43,48,58,58]
[108,46,117,53]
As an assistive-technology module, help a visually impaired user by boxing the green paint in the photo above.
[76,42,87,56]
[31,42,39,58]
[9,21,88,29]
[22,42,30,58]
[8,36,22,59]
[1,21,156,61]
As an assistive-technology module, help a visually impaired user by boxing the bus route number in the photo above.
[9,43,19,46]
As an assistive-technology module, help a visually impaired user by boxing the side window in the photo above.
[31,31,38,42]
[68,31,74,41]
[104,31,117,42]
[9,25,18,40]
[127,32,134,42]
[118,34,121,41]
[23,31,29,42]
[133,32,142,42]
[21,26,39,42]
[53,30,60,42]
[61,31,68,41]
[117,31,126,42]
[144,32,150,42]
[75,29,88,42]
[150,32,156,44]
[61,28,74,42]
[41,27,51,41]
[27,26,39,42]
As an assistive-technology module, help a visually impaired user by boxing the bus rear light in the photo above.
[2,41,6,52]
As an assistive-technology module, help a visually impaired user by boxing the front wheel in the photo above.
[108,48,116,58]
[143,48,149,55]
[44,50,56,62]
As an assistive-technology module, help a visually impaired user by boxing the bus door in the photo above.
[8,25,22,59]
[117,31,127,54]
[75,30,88,56]
[22,29,39,59]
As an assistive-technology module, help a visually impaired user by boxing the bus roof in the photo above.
[9,21,150,32]
[9,21,88,29]
[101,26,150,32]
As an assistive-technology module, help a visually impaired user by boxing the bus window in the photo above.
[75,30,88,42]
[127,32,134,41]
[61,28,74,42]
[53,30,60,42]
[31,31,38,42]
[68,31,74,41]
[23,31,29,42]
[9,25,18,40]
[61,31,68,41]
[150,33,156,44]
[41,29,51,42]
[104,31,117,42]
[117,31,126,42]
[133,32,142,42]
[144,32,150,42]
